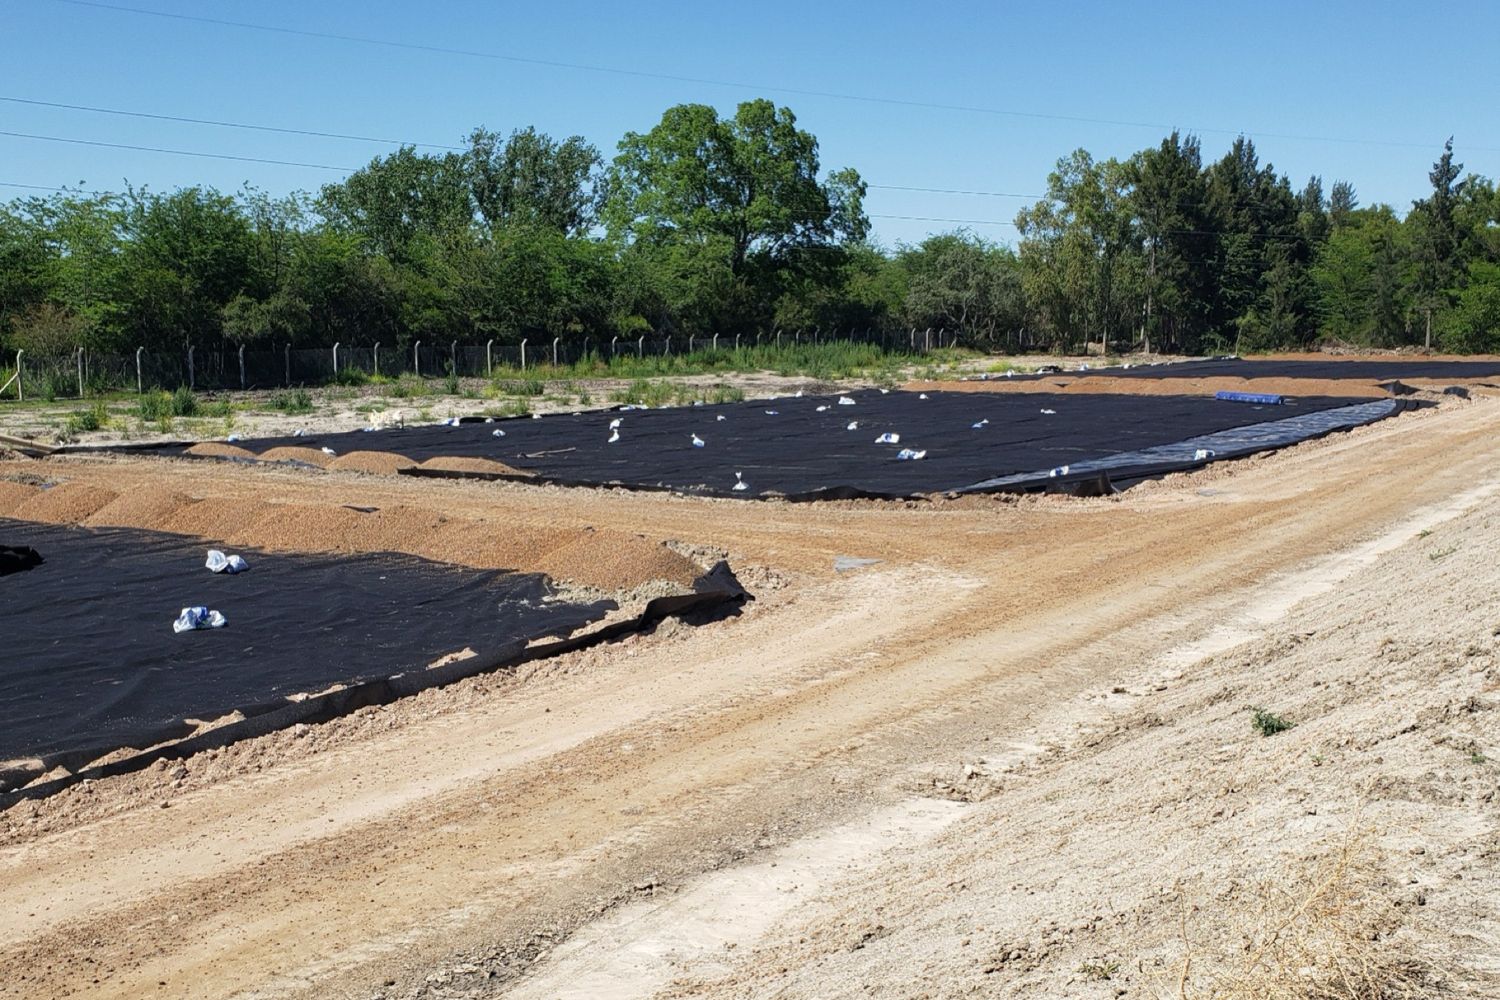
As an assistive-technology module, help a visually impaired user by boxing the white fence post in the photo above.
[16,350,24,401]
[238,344,246,390]
[284,344,290,386]
[486,339,494,375]
[610,335,618,357]
[450,340,457,375]
[373,342,381,376]
[519,339,527,370]
[135,347,143,394]
[552,337,559,366]
[637,335,644,357]
[187,345,195,391]
[413,340,421,377]
[332,341,340,375]
[76,346,84,398]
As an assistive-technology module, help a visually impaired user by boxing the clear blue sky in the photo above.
[4,0,1497,248]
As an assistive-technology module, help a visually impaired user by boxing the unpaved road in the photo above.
[2,397,1499,998]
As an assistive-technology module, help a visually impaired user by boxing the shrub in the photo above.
[332,366,369,387]
[170,386,198,417]
[137,390,172,421]
[267,388,313,414]
[63,401,109,436]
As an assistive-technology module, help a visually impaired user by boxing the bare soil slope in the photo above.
[1,397,1498,999]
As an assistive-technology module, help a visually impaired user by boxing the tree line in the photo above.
[2,98,1496,361]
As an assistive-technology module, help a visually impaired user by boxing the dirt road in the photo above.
[2,397,1498,998]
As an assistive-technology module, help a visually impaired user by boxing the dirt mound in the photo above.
[83,488,194,529]
[158,497,277,542]
[185,442,257,460]
[544,531,701,590]
[257,446,335,468]
[328,450,417,475]
[418,455,533,478]
[0,480,41,517]
[229,503,368,553]
[10,483,118,523]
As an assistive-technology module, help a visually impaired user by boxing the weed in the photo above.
[332,366,369,387]
[62,401,110,437]
[1078,960,1119,982]
[1428,546,1457,561]
[1416,528,1432,538]
[1471,751,1488,765]
[267,388,313,414]
[1251,707,1294,737]
[200,398,233,419]
[709,383,745,404]
[443,362,460,395]
[170,386,198,417]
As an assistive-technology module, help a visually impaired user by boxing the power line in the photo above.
[871,213,1017,227]
[44,0,1496,154]
[0,96,463,150]
[868,184,1042,199]
[0,130,357,170]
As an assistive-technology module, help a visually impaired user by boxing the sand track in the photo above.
[1,397,1499,998]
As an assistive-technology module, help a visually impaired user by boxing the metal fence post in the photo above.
[413,340,421,377]
[713,333,719,352]
[775,329,782,348]
[519,339,527,370]
[373,342,380,376]
[187,345,195,390]
[14,350,22,401]
[610,335,618,357]
[552,337,559,367]
[332,341,340,375]
[637,335,644,357]
[238,344,246,390]
[135,347,143,394]
[76,346,84,398]
[664,336,672,356]
[734,333,741,350]
[284,344,290,386]
[450,340,457,375]
[925,328,932,352]
[486,339,494,375]
[689,335,695,354]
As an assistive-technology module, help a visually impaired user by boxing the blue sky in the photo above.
[4,0,1497,248]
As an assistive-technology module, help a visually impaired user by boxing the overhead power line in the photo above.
[0,130,357,170]
[44,0,1496,154]
[0,96,463,150]
[868,184,1042,199]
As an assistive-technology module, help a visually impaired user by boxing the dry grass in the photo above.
[1161,832,1436,1000]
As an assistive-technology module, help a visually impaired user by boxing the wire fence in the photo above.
[1,327,960,401]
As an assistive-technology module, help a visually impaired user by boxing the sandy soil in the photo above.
[1,392,1498,998]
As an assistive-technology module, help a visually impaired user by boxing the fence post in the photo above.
[238,344,246,390]
[76,346,84,398]
[610,335,618,357]
[664,336,672,356]
[689,335,695,354]
[14,350,21,401]
[187,346,195,391]
[373,342,380,376]
[637,335,644,357]
[413,340,421,377]
[519,339,527,370]
[735,333,741,350]
[775,329,782,348]
[135,347,143,394]
[486,339,494,375]
[332,341,340,375]
[450,340,457,375]
[713,333,719,351]
[284,344,290,386]
[552,337,559,366]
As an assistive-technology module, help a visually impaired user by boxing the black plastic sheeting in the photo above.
[152,389,1408,500]
[1001,357,1500,383]
[0,520,692,783]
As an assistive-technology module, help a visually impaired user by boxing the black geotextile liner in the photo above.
[0,520,625,777]
[1005,357,1500,383]
[147,389,1403,500]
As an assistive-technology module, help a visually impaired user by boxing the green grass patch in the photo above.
[267,388,313,414]
[1251,707,1295,737]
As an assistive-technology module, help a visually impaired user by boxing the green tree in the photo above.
[318,147,474,263]
[467,127,602,235]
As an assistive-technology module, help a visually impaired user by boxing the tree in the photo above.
[110,186,256,350]
[1329,181,1358,229]
[1128,132,1215,352]
[899,233,1024,346]
[1410,138,1467,347]
[466,127,602,235]
[318,147,474,263]
[605,99,867,275]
